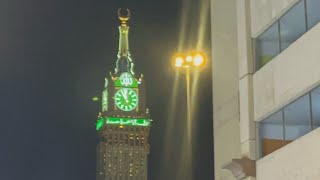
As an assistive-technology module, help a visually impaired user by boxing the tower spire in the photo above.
[115,8,135,75]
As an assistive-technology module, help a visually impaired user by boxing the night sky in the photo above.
[0,0,213,180]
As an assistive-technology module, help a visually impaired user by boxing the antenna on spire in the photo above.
[118,8,131,25]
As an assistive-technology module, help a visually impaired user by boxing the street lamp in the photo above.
[173,52,206,69]
[173,52,206,127]
[172,51,206,179]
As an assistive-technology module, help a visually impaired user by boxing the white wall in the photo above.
[250,0,299,37]
[211,0,241,179]
[253,23,320,121]
[257,128,320,180]
[236,0,257,161]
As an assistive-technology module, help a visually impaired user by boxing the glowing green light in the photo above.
[92,96,99,102]
[106,117,151,127]
[114,88,138,111]
[96,117,104,131]
[102,90,108,111]
[115,72,138,88]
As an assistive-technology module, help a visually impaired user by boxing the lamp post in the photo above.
[173,52,206,179]
[174,52,206,119]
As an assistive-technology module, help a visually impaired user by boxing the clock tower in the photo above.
[96,9,151,180]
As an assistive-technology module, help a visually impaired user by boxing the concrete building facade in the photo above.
[211,0,320,179]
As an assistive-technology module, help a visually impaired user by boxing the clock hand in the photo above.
[121,89,129,102]
[124,89,128,99]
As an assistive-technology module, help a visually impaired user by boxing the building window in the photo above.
[255,22,280,69]
[279,0,306,51]
[260,110,289,156]
[311,86,320,129]
[259,85,320,157]
[255,0,320,70]
[261,111,284,140]
[306,0,320,29]
[283,94,311,140]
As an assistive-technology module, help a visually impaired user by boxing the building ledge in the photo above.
[222,157,256,180]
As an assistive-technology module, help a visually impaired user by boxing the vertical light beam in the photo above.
[158,71,180,180]
[178,0,192,52]
[196,0,210,50]
[186,67,193,180]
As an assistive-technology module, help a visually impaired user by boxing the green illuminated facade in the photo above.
[95,9,151,180]
[96,117,150,131]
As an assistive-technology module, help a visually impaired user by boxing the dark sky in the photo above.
[0,0,213,180]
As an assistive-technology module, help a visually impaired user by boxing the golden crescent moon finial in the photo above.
[118,8,130,25]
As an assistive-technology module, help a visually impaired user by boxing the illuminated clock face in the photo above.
[115,88,138,111]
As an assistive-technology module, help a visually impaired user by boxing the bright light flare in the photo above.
[186,55,193,62]
[193,54,205,67]
[175,56,184,67]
